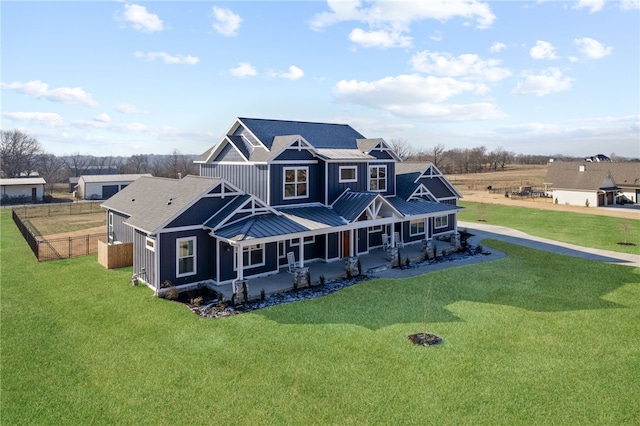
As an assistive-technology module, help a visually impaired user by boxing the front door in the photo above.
[31,188,37,202]
[341,231,350,258]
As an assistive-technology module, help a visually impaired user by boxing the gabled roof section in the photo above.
[237,117,366,149]
[79,173,151,183]
[395,162,462,200]
[206,194,278,231]
[356,138,402,161]
[315,149,375,161]
[101,175,224,234]
[250,135,316,162]
[332,190,402,222]
[194,137,249,164]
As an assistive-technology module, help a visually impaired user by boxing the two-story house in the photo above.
[101,118,462,294]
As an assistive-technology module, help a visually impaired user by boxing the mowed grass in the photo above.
[459,201,640,254]
[2,209,640,424]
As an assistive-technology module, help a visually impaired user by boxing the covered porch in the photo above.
[212,241,426,300]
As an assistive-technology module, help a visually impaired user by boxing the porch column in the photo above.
[298,239,304,268]
[349,228,355,257]
[236,245,244,281]
[390,227,395,247]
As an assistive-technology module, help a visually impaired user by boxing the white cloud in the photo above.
[280,66,305,80]
[115,102,140,114]
[530,40,559,60]
[574,37,613,59]
[134,51,199,65]
[348,28,412,49]
[93,113,112,124]
[229,62,257,77]
[332,73,505,121]
[621,0,640,9]
[411,50,512,82]
[310,0,496,31]
[1,80,98,107]
[118,4,164,33]
[212,6,242,36]
[511,68,574,97]
[2,112,65,127]
[574,0,606,13]
[490,42,507,53]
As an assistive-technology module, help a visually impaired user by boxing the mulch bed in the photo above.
[407,333,443,347]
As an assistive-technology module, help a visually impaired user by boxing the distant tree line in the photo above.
[1,129,632,193]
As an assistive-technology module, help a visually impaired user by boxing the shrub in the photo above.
[260,288,266,301]
[165,285,179,300]
[405,257,410,268]
[319,275,325,287]
[191,296,204,306]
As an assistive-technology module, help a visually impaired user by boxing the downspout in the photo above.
[155,234,161,292]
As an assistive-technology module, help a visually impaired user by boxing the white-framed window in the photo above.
[283,167,308,199]
[278,241,285,259]
[176,237,196,277]
[369,165,387,192]
[145,237,156,252]
[108,212,114,243]
[290,236,315,247]
[410,219,425,236]
[236,244,265,269]
[369,225,383,232]
[339,166,357,183]
[435,215,448,229]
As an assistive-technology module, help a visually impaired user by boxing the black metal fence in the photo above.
[12,206,106,261]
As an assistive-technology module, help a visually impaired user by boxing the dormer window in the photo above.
[339,166,357,183]
[369,165,386,192]
[284,167,308,199]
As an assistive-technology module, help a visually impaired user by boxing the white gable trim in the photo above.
[268,136,318,163]
[408,183,438,202]
[211,195,279,232]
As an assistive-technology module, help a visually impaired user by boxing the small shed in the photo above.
[0,177,47,203]
[75,174,151,200]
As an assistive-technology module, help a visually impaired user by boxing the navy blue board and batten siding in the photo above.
[326,162,369,204]
[159,229,216,287]
[270,162,323,206]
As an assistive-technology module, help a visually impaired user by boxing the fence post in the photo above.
[86,234,89,256]
[69,236,72,259]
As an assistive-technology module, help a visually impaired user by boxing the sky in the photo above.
[1,0,639,159]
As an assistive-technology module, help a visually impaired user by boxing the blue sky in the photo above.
[2,0,639,158]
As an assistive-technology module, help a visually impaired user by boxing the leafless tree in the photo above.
[0,129,43,178]
[37,153,66,194]
[489,147,513,170]
[64,153,94,177]
[427,143,445,168]
[125,154,149,174]
[388,138,414,161]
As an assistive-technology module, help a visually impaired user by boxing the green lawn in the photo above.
[2,209,640,424]
[459,201,640,254]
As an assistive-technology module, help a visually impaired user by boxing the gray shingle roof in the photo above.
[238,117,366,149]
[101,175,222,233]
[545,162,640,190]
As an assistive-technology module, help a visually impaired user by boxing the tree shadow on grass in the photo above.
[257,241,638,330]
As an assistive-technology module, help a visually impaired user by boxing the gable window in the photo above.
[339,166,357,183]
[284,167,308,199]
[176,237,196,277]
[369,165,386,192]
[435,215,448,229]
[410,219,425,236]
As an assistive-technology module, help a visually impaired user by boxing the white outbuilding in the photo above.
[75,174,151,200]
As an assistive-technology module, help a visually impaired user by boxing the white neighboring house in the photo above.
[75,174,151,200]
[544,162,640,207]
[0,177,47,203]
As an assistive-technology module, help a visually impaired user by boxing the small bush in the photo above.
[474,245,484,255]
[191,296,204,306]
[319,275,325,287]
[260,289,266,301]
[405,257,410,268]
[165,285,179,300]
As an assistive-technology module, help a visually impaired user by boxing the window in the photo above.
[435,215,448,229]
[369,225,383,232]
[242,244,264,268]
[410,219,425,236]
[108,212,114,243]
[339,166,357,183]
[176,237,196,277]
[369,165,386,192]
[290,236,314,247]
[284,167,308,199]
[146,237,155,252]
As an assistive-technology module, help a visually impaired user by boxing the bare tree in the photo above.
[0,129,43,178]
[489,147,513,171]
[64,153,94,177]
[387,138,414,161]
[125,154,149,174]
[428,143,445,168]
[37,153,66,195]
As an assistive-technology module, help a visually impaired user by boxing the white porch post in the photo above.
[236,245,244,281]
[349,228,355,257]
[298,239,304,268]
[390,226,395,247]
